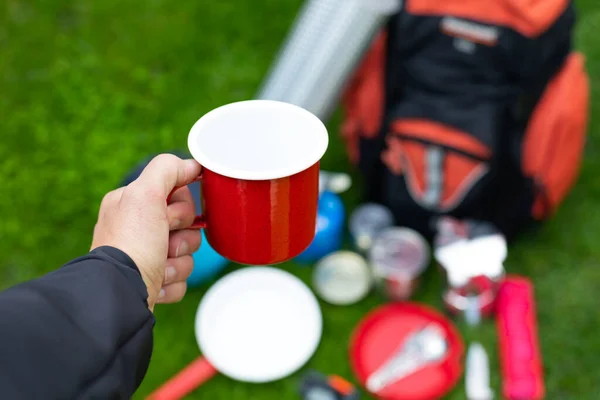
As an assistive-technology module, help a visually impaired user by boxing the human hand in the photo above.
[91,154,202,311]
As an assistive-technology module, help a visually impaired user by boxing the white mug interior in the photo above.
[188,100,329,180]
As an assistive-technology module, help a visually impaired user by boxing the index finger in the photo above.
[134,154,202,199]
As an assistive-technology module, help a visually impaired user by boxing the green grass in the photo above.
[1,0,600,398]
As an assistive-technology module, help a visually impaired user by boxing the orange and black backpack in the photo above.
[341,0,589,241]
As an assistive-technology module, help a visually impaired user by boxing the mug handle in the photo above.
[166,167,207,229]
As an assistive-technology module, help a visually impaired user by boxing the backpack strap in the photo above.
[341,31,388,165]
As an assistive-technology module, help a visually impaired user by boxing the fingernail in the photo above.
[171,219,181,229]
[176,241,189,257]
[185,160,200,178]
[165,266,177,281]
[158,288,166,299]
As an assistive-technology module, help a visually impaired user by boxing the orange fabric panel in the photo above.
[406,0,570,38]
[400,141,428,197]
[382,135,405,175]
[442,153,487,209]
[392,119,491,159]
[341,31,387,164]
[522,52,589,218]
[382,134,489,211]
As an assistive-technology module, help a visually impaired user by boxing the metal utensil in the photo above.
[366,323,448,392]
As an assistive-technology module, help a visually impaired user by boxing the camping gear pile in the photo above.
[145,0,589,398]
[145,171,545,400]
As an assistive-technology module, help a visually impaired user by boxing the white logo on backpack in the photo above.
[441,16,499,48]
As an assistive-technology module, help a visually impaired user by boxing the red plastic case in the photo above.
[496,276,545,400]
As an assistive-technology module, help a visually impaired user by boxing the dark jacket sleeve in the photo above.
[0,246,155,400]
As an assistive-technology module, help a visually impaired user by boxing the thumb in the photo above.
[134,154,202,198]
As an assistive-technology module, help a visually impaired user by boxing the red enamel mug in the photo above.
[185,100,329,265]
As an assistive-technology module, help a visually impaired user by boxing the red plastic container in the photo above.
[496,276,545,400]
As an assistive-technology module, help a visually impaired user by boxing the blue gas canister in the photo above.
[295,190,346,264]
[187,178,229,287]
[188,229,229,287]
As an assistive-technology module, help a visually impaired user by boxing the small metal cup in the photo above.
[369,227,430,301]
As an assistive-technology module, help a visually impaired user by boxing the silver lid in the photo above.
[313,251,372,305]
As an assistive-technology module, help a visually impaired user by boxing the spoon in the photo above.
[366,323,448,392]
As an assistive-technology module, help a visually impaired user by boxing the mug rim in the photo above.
[188,100,329,180]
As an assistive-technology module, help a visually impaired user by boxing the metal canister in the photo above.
[368,227,430,301]
[349,203,395,253]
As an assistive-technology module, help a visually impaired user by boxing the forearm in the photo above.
[0,246,155,399]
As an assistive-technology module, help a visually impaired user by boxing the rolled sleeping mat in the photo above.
[257,0,401,121]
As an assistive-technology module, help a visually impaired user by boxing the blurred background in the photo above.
[1,0,599,398]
